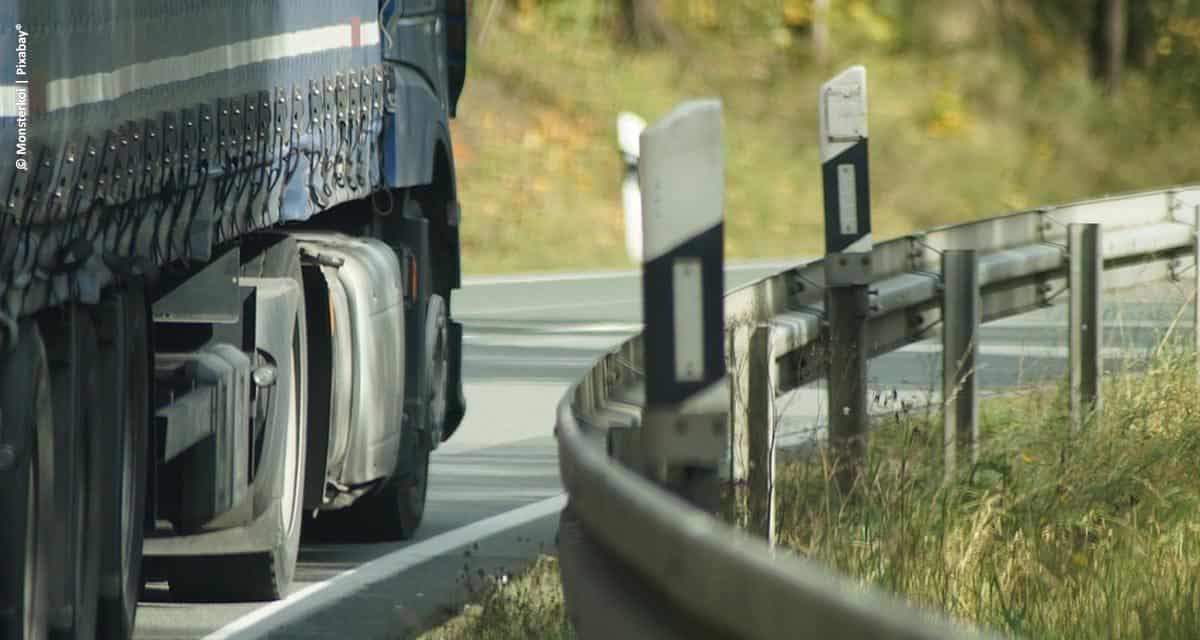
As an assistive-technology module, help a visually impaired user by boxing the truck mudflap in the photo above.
[444,320,466,440]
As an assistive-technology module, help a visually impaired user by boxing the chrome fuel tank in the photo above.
[294,232,407,490]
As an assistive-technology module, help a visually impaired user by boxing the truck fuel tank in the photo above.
[294,233,407,494]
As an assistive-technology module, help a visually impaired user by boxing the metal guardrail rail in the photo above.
[555,180,1200,638]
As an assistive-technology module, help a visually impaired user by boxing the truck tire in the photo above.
[168,245,308,601]
[42,306,103,639]
[96,288,150,639]
[346,293,446,541]
[0,321,54,640]
[344,440,430,542]
[377,188,462,441]
[410,191,465,441]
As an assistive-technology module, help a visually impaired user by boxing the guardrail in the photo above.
[554,68,1200,640]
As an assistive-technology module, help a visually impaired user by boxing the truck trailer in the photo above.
[0,2,468,638]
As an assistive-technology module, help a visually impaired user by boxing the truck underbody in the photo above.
[0,1,468,637]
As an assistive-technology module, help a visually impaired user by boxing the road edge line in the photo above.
[202,494,568,640]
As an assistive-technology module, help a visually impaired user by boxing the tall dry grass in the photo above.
[777,349,1200,639]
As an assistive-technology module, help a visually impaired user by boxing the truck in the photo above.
[0,1,468,638]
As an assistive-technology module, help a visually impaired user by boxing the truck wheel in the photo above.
[42,306,102,639]
[169,252,308,601]
[408,191,464,441]
[0,321,54,640]
[352,439,430,541]
[343,292,444,541]
[96,288,150,638]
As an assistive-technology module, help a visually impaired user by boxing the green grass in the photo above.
[417,555,572,640]
[451,3,1200,274]
[418,351,1200,639]
[776,350,1200,639]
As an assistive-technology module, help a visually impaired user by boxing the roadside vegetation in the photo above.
[428,2,1200,636]
[777,346,1200,639]
[417,555,572,640]
[452,0,1200,274]
[419,347,1200,640]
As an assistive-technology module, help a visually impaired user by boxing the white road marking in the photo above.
[527,322,644,334]
[464,354,596,365]
[898,343,1132,359]
[463,336,628,351]
[202,494,567,640]
[461,259,804,287]
[459,297,640,317]
[991,319,1186,328]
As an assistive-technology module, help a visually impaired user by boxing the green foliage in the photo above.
[453,1,1200,274]
[776,349,1200,639]
[506,0,614,38]
[1147,3,1200,114]
[418,556,573,640]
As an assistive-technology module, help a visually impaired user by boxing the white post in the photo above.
[638,100,727,511]
[820,66,872,494]
[617,112,647,264]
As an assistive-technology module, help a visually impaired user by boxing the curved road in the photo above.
[133,263,1192,639]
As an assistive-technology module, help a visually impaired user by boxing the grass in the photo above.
[417,555,572,640]
[450,2,1200,274]
[776,348,1200,639]
[418,348,1200,639]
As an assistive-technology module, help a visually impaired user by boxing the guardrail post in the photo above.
[726,323,751,524]
[820,66,872,494]
[941,250,979,477]
[747,324,776,544]
[637,99,728,512]
[1069,223,1103,433]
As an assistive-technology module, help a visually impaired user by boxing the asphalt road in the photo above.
[132,263,1193,639]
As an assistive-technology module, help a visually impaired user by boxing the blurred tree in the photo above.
[618,0,669,47]
[1091,0,1128,95]
[780,0,832,63]
[1001,0,1183,98]
[813,0,831,64]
